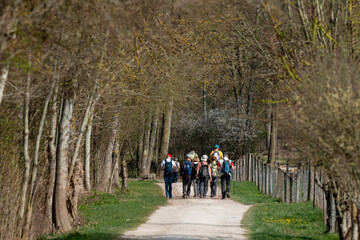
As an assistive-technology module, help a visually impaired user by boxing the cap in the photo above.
[201,155,208,161]
[215,145,219,149]
[224,157,229,161]
[185,154,191,159]
[174,157,178,161]
[167,154,172,158]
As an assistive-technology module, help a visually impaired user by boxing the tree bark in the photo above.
[54,95,74,233]
[23,75,55,239]
[267,106,277,164]
[18,73,31,235]
[45,83,58,232]
[68,97,94,183]
[112,140,121,189]
[141,116,151,175]
[146,109,159,174]
[159,98,173,161]
[0,65,9,106]
[121,143,128,189]
[97,118,118,192]
[246,77,254,128]
[84,111,93,191]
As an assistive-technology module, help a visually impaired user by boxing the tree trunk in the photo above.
[45,83,58,233]
[246,77,254,127]
[68,97,94,183]
[267,106,277,164]
[121,144,128,189]
[23,76,55,239]
[84,111,93,191]
[0,65,9,105]
[97,118,118,192]
[112,140,121,189]
[141,116,151,175]
[54,95,74,233]
[137,117,144,174]
[18,74,31,236]
[159,98,174,161]
[203,82,207,121]
[266,103,272,150]
[146,109,159,174]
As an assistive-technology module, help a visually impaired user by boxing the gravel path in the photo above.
[121,181,251,240]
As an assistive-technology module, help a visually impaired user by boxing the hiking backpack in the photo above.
[164,160,173,175]
[200,163,209,178]
[192,162,199,177]
[173,162,179,172]
[189,151,197,160]
[211,164,218,177]
[213,150,220,160]
[184,161,192,176]
[222,160,231,174]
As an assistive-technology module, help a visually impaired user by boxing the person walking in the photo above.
[192,156,200,198]
[161,154,176,199]
[220,154,235,199]
[173,158,180,183]
[210,156,219,197]
[181,154,192,199]
[210,145,223,161]
[197,155,212,198]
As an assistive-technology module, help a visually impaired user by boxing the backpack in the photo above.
[192,162,199,178]
[200,163,209,178]
[184,161,192,176]
[173,162,179,172]
[189,151,197,160]
[211,164,218,177]
[222,160,231,175]
[164,160,173,175]
[213,150,220,160]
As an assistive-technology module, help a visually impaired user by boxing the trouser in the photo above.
[182,175,192,196]
[210,177,218,196]
[164,174,174,198]
[221,174,231,196]
[173,171,179,183]
[199,177,209,197]
[193,179,200,196]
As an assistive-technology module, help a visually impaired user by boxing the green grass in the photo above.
[232,181,339,240]
[42,180,166,240]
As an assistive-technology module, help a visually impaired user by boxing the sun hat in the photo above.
[201,155,208,161]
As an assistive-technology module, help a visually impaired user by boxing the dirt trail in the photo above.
[121,182,251,240]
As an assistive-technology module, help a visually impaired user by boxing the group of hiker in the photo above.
[161,145,235,200]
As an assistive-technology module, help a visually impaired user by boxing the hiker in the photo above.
[161,154,176,199]
[197,155,212,198]
[188,148,198,161]
[219,154,235,199]
[210,145,223,161]
[192,156,201,197]
[181,154,192,198]
[173,158,180,183]
[210,156,219,197]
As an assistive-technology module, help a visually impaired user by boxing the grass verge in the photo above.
[232,181,339,240]
[42,180,166,240]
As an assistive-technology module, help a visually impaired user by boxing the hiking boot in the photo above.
[182,194,186,199]
[222,194,225,199]
[199,195,203,198]
[226,193,230,198]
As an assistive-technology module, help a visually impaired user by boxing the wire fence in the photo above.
[234,154,336,230]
